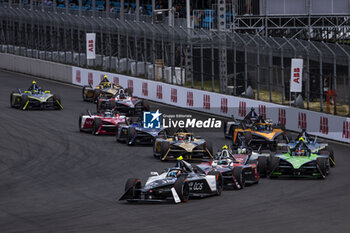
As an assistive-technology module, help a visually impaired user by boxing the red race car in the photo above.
[79,110,127,135]
[197,145,267,189]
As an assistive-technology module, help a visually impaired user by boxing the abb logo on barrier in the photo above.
[142,82,148,97]
[203,95,210,110]
[157,85,163,99]
[298,112,307,129]
[320,117,329,135]
[127,80,133,93]
[76,70,81,83]
[258,105,266,119]
[88,72,93,85]
[88,40,94,53]
[238,101,246,117]
[278,109,286,126]
[171,88,177,103]
[221,98,228,114]
[187,92,193,106]
[100,74,105,82]
[293,68,301,84]
[343,121,350,139]
[113,77,119,85]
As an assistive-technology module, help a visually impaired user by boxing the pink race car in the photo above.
[79,110,127,135]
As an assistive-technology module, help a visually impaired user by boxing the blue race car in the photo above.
[115,118,169,146]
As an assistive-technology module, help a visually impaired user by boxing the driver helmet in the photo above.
[256,124,265,131]
[104,111,112,117]
[237,148,247,154]
[295,148,305,156]
[221,150,230,158]
[177,134,185,141]
[32,80,36,85]
[168,169,181,177]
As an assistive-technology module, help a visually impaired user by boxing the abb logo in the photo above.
[221,98,228,114]
[320,117,328,135]
[171,88,177,103]
[187,92,193,106]
[113,77,119,85]
[88,40,94,52]
[88,72,93,85]
[238,101,246,117]
[293,68,301,84]
[142,82,148,97]
[127,80,133,93]
[75,70,81,83]
[203,95,210,110]
[298,112,307,129]
[100,74,105,82]
[258,105,266,119]
[342,121,350,139]
[156,85,163,99]
[278,109,286,126]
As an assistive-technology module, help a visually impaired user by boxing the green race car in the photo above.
[270,140,330,179]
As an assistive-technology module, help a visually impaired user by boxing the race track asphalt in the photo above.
[0,70,350,233]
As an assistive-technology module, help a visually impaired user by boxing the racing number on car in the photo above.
[189,182,203,191]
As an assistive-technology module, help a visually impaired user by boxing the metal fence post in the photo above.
[336,43,350,116]
[247,34,260,100]
[200,42,204,90]
[295,39,310,109]
[309,41,323,112]
[322,41,337,115]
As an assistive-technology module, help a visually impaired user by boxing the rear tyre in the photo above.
[82,86,88,101]
[208,171,223,196]
[78,113,84,132]
[257,156,268,178]
[173,176,189,203]
[142,100,150,111]
[317,157,329,178]
[125,88,133,97]
[270,157,280,178]
[125,178,141,200]
[160,141,170,161]
[10,92,15,108]
[92,118,102,135]
[126,127,136,146]
[233,167,245,189]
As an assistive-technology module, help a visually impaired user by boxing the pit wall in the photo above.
[0,52,349,143]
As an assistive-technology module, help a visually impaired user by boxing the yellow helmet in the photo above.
[222,145,228,150]
[177,156,183,161]
[32,81,36,84]
[104,75,108,79]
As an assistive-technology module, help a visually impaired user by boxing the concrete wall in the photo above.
[0,53,72,83]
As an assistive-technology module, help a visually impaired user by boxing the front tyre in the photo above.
[208,171,223,196]
[173,176,189,203]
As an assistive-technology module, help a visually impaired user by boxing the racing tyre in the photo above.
[208,171,223,196]
[257,156,268,178]
[93,90,101,103]
[160,141,170,161]
[233,167,245,189]
[142,100,150,111]
[125,88,133,97]
[205,142,213,159]
[125,178,141,200]
[126,127,136,146]
[53,95,62,110]
[10,92,15,108]
[322,146,335,167]
[92,118,102,135]
[20,95,28,110]
[173,176,189,203]
[78,113,84,132]
[270,157,280,178]
[82,86,88,101]
[317,157,329,178]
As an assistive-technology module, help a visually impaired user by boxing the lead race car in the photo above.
[116,118,169,145]
[79,109,127,135]
[96,87,150,116]
[224,108,289,150]
[82,75,123,102]
[119,157,223,204]
[10,81,63,110]
[153,129,213,161]
[270,139,331,179]
[198,145,262,190]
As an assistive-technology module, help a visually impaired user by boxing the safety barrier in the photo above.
[72,66,350,144]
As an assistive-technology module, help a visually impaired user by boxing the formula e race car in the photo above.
[277,129,335,167]
[10,81,63,110]
[119,158,223,203]
[153,129,214,161]
[82,76,123,102]
[116,118,169,145]
[270,139,330,179]
[197,145,264,189]
[96,88,150,116]
[79,110,127,135]
[224,108,289,150]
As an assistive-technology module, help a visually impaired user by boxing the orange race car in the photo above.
[224,108,290,151]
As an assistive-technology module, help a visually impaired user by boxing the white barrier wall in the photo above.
[72,66,350,144]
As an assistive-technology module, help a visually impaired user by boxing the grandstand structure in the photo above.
[0,0,349,115]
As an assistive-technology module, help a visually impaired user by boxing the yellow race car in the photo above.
[82,76,125,102]
[153,129,213,161]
